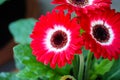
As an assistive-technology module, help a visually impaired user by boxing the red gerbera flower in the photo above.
[80,9,120,60]
[52,0,111,14]
[30,11,82,68]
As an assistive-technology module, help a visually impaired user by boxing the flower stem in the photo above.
[78,54,84,80]
[72,55,79,79]
[84,51,93,80]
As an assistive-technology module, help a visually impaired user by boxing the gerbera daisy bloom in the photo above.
[60,75,76,80]
[52,0,111,14]
[80,9,120,60]
[30,10,82,68]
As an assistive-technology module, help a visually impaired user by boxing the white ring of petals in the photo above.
[66,0,94,8]
[44,25,71,53]
[90,20,114,46]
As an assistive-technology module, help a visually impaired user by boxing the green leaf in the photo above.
[49,74,61,80]
[103,58,120,80]
[13,44,71,80]
[94,59,114,75]
[90,59,114,80]
[16,67,38,80]
[0,72,11,80]
[9,18,37,44]
[0,0,6,5]
[13,44,36,65]
[0,72,24,80]
[14,56,24,70]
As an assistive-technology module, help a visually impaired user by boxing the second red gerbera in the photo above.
[30,10,82,68]
[80,9,120,60]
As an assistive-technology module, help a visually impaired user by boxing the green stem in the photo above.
[72,55,79,79]
[84,51,93,80]
[78,54,84,80]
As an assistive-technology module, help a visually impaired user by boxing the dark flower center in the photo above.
[51,30,68,49]
[66,78,72,80]
[92,24,110,43]
[68,0,88,7]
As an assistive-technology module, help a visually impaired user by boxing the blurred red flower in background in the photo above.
[52,0,111,14]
